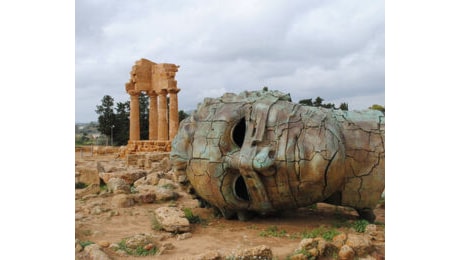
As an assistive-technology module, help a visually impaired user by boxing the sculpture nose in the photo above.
[252,146,276,176]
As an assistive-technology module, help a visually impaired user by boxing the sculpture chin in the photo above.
[171,90,384,222]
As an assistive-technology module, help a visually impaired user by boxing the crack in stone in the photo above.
[322,150,338,196]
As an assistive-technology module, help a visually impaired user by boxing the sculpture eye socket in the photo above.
[232,118,246,148]
[234,174,250,201]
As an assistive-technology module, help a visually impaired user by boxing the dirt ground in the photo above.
[75,153,385,259]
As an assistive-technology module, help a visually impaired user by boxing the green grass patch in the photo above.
[352,219,369,233]
[183,208,206,224]
[79,240,94,248]
[259,225,287,238]
[301,226,341,241]
[117,239,158,256]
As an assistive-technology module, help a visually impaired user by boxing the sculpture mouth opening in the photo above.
[232,118,246,148]
[234,175,250,201]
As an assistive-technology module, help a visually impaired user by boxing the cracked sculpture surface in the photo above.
[170,90,384,222]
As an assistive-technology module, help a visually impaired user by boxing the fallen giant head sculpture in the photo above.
[171,90,384,222]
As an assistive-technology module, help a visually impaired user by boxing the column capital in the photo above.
[146,90,157,97]
[158,89,168,95]
[167,88,181,94]
[128,90,141,96]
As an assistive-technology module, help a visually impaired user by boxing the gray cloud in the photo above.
[76,0,384,122]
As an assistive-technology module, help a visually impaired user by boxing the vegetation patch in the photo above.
[79,240,94,248]
[117,239,158,256]
[301,226,341,241]
[259,225,287,238]
[183,208,206,224]
[151,214,162,231]
[352,219,369,233]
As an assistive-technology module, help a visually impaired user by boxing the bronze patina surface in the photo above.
[171,90,384,222]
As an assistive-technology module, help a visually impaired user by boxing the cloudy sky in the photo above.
[76,0,384,123]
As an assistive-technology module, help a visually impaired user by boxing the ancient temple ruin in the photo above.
[125,58,180,153]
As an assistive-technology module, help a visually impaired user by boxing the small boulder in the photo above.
[111,194,135,208]
[154,207,190,233]
[107,178,130,194]
[338,245,355,260]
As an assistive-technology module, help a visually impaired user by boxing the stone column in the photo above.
[158,89,169,141]
[129,91,141,141]
[168,88,181,140]
[147,91,158,140]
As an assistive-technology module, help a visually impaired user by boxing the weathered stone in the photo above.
[159,157,171,172]
[133,173,160,187]
[158,178,177,189]
[83,244,111,260]
[230,245,273,259]
[75,184,100,199]
[91,206,103,215]
[365,224,378,237]
[75,239,83,253]
[124,233,160,249]
[345,233,373,256]
[171,90,384,222]
[111,194,135,208]
[75,166,100,186]
[332,233,348,248]
[154,206,190,232]
[290,253,308,260]
[153,186,178,201]
[107,178,130,194]
[100,169,147,185]
[338,245,355,260]
[133,191,156,204]
[176,232,192,240]
[194,250,223,260]
[98,241,110,248]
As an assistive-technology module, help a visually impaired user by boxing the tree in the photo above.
[339,102,349,111]
[313,97,324,107]
[369,104,385,114]
[299,98,313,106]
[95,95,116,138]
[179,110,189,122]
[139,92,150,140]
[113,101,130,145]
[299,96,349,111]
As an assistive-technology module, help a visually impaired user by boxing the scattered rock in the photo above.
[98,240,110,248]
[83,244,111,260]
[194,250,223,260]
[154,206,190,232]
[124,233,160,249]
[177,232,192,240]
[338,245,355,260]
[100,169,147,185]
[107,178,130,194]
[75,239,83,253]
[153,186,179,201]
[133,173,160,187]
[75,166,100,185]
[75,184,100,199]
[346,233,373,257]
[111,194,135,208]
[230,245,273,259]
